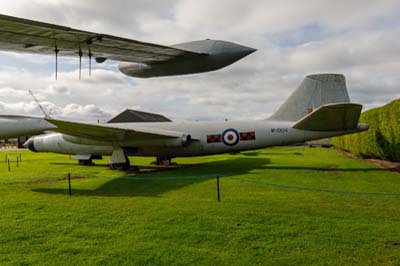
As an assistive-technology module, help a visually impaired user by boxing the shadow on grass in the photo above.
[32,156,389,197]
[32,157,270,197]
[50,162,110,168]
[264,166,388,172]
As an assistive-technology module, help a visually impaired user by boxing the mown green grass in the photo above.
[0,147,399,266]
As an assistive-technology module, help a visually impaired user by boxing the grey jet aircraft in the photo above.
[0,74,368,170]
[0,14,255,78]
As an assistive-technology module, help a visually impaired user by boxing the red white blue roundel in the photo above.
[222,128,240,146]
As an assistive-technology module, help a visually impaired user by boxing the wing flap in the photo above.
[292,103,362,131]
[0,14,206,63]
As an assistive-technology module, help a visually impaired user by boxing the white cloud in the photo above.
[0,0,399,122]
[59,103,111,120]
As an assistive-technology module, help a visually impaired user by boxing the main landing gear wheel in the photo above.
[154,156,172,166]
[110,156,130,171]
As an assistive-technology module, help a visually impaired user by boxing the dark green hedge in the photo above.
[331,99,400,161]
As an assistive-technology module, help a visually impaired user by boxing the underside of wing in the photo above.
[46,119,184,142]
[0,14,206,64]
[292,103,363,131]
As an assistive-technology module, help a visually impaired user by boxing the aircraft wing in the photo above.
[46,118,189,142]
[0,115,56,139]
[0,14,206,64]
[292,103,363,131]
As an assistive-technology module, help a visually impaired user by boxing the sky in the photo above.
[0,0,399,122]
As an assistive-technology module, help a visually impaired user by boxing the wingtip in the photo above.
[244,47,257,56]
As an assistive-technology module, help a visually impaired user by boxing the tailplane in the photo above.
[292,103,362,131]
[269,74,350,122]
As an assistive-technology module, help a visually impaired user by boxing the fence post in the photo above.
[217,175,220,202]
[68,173,72,196]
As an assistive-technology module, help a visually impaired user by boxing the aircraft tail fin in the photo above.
[292,103,362,131]
[269,74,351,122]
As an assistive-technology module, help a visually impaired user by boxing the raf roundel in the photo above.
[222,128,240,146]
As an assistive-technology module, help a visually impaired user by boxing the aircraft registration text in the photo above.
[271,128,289,133]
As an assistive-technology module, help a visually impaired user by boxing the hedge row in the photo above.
[331,99,400,161]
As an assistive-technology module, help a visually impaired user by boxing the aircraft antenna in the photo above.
[28,90,51,119]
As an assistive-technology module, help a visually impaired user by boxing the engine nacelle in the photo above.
[63,133,193,148]
[118,40,256,78]
[119,133,193,148]
[25,133,113,155]
[24,132,193,155]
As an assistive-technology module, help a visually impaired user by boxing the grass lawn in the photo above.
[0,147,399,265]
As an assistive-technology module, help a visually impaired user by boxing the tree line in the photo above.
[331,99,400,162]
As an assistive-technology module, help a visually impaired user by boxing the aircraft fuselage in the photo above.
[26,120,367,157]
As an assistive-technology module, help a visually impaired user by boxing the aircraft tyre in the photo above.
[110,156,130,171]
[155,156,171,166]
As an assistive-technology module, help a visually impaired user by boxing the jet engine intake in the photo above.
[181,134,192,147]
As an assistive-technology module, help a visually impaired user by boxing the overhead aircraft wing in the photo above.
[292,103,363,131]
[0,14,206,64]
[46,118,190,142]
[0,115,56,139]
